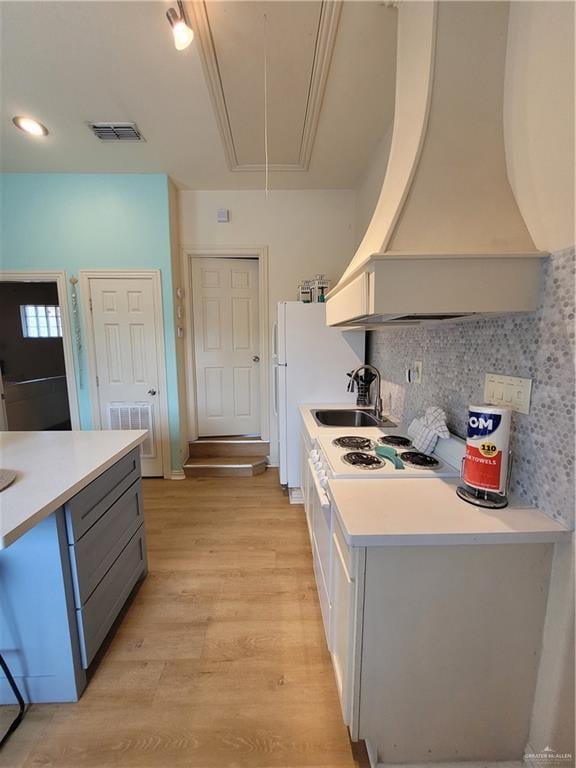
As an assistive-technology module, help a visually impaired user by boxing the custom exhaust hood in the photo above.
[326,1,545,328]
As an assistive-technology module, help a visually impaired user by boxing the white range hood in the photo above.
[326,1,545,328]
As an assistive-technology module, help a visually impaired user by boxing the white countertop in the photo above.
[300,404,571,546]
[0,430,147,550]
[328,477,570,546]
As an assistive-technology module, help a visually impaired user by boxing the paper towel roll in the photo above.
[462,405,511,495]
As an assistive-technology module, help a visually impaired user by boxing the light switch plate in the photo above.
[484,373,532,414]
[413,361,422,384]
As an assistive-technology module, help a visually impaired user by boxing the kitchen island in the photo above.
[0,430,148,704]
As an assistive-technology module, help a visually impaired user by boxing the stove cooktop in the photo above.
[399,451,441,469]
[341,451,384,469]
[378,435,412,449]
[316,430,461,479]
[332,436,374,451]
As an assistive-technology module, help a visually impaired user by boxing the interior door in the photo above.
[88,277,164,476]
[192,258,260,436]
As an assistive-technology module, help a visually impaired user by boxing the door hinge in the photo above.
[96,375,99,388]
[89,298,93,311]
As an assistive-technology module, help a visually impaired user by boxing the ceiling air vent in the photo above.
[87,122,145,142]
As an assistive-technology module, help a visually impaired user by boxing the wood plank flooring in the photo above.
[1,470,363,768]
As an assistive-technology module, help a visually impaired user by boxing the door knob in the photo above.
[148,389,157,396]
[252,355,260,362]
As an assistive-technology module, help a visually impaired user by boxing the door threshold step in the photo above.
[188,438,270,458]
[183,455,267,478]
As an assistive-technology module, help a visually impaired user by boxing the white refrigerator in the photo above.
[274,302,365,488]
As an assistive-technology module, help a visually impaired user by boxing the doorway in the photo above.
[80,270,170,478]
[0,278,78,431]
[183,249,270,444]
[191,257,261,436]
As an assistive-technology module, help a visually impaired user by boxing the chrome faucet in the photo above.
[348,364,383,420]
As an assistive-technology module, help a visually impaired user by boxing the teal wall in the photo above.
[0,173,181,472]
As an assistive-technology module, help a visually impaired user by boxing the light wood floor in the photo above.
[1,470,364,768]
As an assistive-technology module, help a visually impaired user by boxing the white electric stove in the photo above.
[312,421,465,480]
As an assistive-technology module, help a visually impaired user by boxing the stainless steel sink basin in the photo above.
[313,409,397,428]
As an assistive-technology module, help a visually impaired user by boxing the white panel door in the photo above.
[192,258,260,436]
[88,277,164,476]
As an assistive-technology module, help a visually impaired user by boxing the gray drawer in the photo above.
[69,480,143,607]
[65,448,141,542]
[76,525,147,668]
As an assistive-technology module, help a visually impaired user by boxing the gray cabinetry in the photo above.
[68,479,144,606]
[75,524,147,667]
[65,448,147,669]
[0,446,147,703]
[64,449,141,541]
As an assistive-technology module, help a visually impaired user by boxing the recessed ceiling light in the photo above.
[166,1,194,51]
[12,116,49,137]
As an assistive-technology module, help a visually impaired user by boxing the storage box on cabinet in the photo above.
[64,448,141,542]
[75,525,147,668]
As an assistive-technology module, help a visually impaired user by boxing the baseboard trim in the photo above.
[375,761,524,767]
[288,487,304,505]
[170,470,186,480]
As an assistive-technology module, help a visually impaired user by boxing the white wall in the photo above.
[179,189,356,461]
[504,4,575,756]
[504,1,575,252]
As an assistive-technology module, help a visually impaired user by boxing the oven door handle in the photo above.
[308,458,330,509]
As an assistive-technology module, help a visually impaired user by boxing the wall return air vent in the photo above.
[87,122,145,142]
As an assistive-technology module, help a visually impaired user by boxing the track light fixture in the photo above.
[166,0,194,51]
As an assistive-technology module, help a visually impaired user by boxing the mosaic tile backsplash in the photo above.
[368,247,575,527]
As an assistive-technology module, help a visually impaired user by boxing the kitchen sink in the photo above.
[313,409,397,428]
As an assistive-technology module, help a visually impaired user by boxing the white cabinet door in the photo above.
[331,529,354,724]
[308,463,332,648]
[330,516,365,738]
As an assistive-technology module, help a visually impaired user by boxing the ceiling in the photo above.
[0,1,397,190]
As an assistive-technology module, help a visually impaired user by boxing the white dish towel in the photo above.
[412,406,450,454]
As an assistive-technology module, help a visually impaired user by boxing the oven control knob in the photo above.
[310,450,319,460]
[318,475,328,488]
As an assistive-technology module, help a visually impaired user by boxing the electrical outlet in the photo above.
[484,373,532,414]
